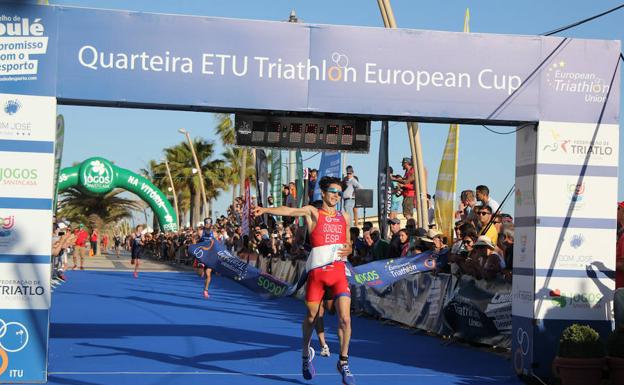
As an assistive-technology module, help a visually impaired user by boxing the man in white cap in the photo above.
[471,235,504,279]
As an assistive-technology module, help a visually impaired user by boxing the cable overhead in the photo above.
[476,5,624,135]
[541,3,624,36]
[371,7,623,138]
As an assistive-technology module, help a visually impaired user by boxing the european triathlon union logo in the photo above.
[570,234,584,249]
[3,100,21,115]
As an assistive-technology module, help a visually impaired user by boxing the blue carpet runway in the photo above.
[40,270,523,385]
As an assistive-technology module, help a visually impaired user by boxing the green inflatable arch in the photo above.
[58,157,178,232]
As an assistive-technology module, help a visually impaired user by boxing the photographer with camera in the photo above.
[52,222,76,282]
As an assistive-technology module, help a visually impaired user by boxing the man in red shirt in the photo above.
[254,176,355,385]
[392,157,416,220]
[616,201,624,289]
[72,224,89,270]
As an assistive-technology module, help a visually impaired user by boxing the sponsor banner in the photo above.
[516,123,537,167]
[535,174,617,219]
[295,150,304,207]
[0,152,54,199]
[535,275,612,320]
[434,124,458,241]
[512,315,534,376]
[2,4,621,124]
[345,251,439,292]
[188,240,297,299]
[55,6,543,121]
[513,175,535,220]
[443,275,512,348]
[0,94,56,142]
[513,226,535,270]
[537,121,619,167]
[351,272,453,335]
[377,121,389,238]
[0,308,49,383]
[0,209,52,256]
[0,263,50,310]
[270,150,282,207]
[538,39,620,124]
[52,114,64,212]
[511,274,535,318]
[58,159,178,232]
[534,227,615,272]
[242,179,251,236]
[0,5,58,97]
[312,152,341,202]
[254,149,268,209]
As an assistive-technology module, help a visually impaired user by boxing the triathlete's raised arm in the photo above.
[254,205,314,218]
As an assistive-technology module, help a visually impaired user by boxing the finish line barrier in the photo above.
[245,250,514,348]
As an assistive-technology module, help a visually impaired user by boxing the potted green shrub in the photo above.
[607,326,624,384]
[553,324,606,385]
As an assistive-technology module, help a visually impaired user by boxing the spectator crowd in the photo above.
[51,160,624,291]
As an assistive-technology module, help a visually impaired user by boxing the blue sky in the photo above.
[46,0,624,225]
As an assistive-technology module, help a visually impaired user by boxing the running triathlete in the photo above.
[254,176,355,385]
[131,225,144,278]
[197,218,215,298]
[113,233,122,258]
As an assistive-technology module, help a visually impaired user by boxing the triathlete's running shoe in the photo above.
[302,346,315,380]
[337,360,355,385]
[320,344,330,357]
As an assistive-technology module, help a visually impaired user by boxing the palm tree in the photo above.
[222,147,255,202]
[214,113,235,146]
[58,187,143,255]
[214,113,256,198]
[164,138,225,226]
[214,113,244,198]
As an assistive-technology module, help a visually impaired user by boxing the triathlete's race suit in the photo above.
[305,209,350,303]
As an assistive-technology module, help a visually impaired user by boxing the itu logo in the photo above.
[3,100,21,116]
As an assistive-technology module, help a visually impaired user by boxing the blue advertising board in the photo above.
[312,152,341,202]
[1,3,619,124]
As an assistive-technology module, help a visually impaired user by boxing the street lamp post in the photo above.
[163,159,180,227]
[178,128,209,220]
[287,10,298,185]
